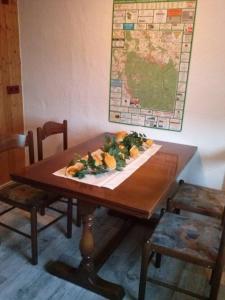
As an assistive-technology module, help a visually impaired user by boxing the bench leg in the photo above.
[31,207,38,265]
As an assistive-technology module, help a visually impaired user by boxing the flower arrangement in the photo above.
[65,131,153,179]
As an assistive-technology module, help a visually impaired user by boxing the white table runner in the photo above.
[53,144,161,190]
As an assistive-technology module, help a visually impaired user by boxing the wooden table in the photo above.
[11,133,197,299]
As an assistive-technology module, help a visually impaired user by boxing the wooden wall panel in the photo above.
[0,0,25,185]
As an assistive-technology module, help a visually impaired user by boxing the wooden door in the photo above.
[0,0,24,185]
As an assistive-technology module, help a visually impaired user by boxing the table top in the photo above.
[11,133,197,219]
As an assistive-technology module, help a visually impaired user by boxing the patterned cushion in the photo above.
[0,182,56,208]
[149,212,222,266]
[172,183,225,218]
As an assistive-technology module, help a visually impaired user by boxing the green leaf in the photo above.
[73,169,89,179]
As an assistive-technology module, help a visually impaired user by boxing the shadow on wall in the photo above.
[223,173,225,190]
[201,148,225,166]
[67,127,102,149]
[178,151,205,186]
[179,148,225,190]
[201,148,225,190]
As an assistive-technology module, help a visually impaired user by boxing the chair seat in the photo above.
[0,182,57,209]
[172,183,225,218]
[149,212,222,267]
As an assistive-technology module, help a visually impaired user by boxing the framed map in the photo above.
[109,0,197,131]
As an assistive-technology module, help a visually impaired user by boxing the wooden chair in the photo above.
[37,120,81,226]
[37,120,68,161]
[0,132,72,265]
[138,211,225,300]
[168,180,225,221]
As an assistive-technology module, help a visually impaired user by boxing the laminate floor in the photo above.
[0,202,224,300]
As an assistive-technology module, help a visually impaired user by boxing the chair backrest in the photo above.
[37,120,68,161]
[0,131,34,165]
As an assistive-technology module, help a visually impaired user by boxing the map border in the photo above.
[108,0,198,132]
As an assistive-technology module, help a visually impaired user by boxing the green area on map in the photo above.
[114,0,190,3]
[125,52,178,111]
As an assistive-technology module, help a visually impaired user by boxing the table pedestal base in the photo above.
[46,261,125,299]
[46,202,132,299]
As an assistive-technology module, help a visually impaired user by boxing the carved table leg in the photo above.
[46,201,125,300]
[78,203,95,274]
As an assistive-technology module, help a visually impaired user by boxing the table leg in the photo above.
[46,201,125,300]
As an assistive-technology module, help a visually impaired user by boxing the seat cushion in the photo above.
[149,212,222,267]
[172,183,225,218]
[0,182,57,209]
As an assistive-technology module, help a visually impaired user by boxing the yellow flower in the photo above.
[66,162,84,176]
[120,152,125,159]
[119,144,125,151]
[92,155,102,166]
[143,139,153,148]
[104,153,116,170]
[115,131,128,143]
[130,145,139,158]
[91,149,104,166]
[82,155,88,161]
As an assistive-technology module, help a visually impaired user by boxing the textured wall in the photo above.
[18,0,225,189]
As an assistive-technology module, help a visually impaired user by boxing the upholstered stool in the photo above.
[168,181,225,220]
[138,212,225,300]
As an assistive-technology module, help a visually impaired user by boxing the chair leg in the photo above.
[174,208,181,214]
[67,198,73,238]
[154,210,164,268]
[174,181,184,214]
[209,267,223,300]
[210,269,214,285]
[39,206,46,216]
[76,201,81,227]
[155,253,162,268]
[30,207,38,265]
[166,198,172,212]
[138,241,153,300]
[160,208,165,217]
[167,201,180,214]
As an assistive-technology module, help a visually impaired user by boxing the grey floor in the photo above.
[0,202,224,300]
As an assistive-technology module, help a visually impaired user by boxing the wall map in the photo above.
[109,0,197,131]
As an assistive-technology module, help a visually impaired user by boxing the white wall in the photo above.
[18,0,225,189]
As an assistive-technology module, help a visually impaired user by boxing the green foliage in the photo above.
[73,168,89,179]
[68,132,150,178]
[103,135,126,170]
[86,152,107,175]
[103,136,117,153]
[123,132,147,151]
